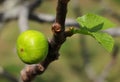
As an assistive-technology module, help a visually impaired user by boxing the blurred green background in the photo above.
[0,0,120,82]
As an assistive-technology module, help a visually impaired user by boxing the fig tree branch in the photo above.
[20,0,71,82]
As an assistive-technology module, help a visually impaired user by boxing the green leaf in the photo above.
[91,32,114,52]
[76,13,115,31]
[72,28,114,52]
[73,13,115,52]
[72,27,90,35]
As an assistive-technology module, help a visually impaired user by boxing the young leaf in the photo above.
[91,32,114,52]
[72,27,114,52]
[76,13,115,31]
[73,13,115,52]
[72,27,90,35]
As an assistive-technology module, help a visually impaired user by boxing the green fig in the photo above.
[16,30,48,64]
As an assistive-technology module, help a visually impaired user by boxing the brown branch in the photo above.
[20,0,71,82]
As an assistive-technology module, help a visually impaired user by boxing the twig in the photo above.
[18,4,29,33]
[20,0,71,82]
[18,0,43,33]
[29,13,79,27]
[103,28,120,37]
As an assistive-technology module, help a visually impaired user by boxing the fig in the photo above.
[16,30,48,64]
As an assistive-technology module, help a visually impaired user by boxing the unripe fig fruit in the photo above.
[16,30,48,64]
